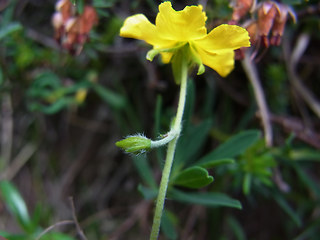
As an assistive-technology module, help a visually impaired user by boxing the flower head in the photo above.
[120,2,250,77]
[52,0,98,55]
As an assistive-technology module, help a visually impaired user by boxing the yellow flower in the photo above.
[120,2,250,77]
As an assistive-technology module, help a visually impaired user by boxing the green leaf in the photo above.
[197,130,261,168]
[197,158,235,169]
[289,148,320,162]
[76,0,84,14]
[0,22,22,40]
[32,71,61,89]
[169,189,242,209]
[138,185,157,200]
[0,231,29,240]
[0,181,34,233]
[171,166,213,189]
[242,173,252,195]
[28,98,73,115]
[161,210,178,240]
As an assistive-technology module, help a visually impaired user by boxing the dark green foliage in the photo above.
[0,0,319,239]
[0,181,75,240]
[0,181,35,233]
[169,189,242,209]
[171,166,214,189]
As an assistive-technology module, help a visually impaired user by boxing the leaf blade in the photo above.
[197,130,261,168]
[0,181,34,233]
[171,166,213,189]
[169,189,242,209]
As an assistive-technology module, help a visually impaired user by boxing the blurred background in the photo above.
[0,0,320,239]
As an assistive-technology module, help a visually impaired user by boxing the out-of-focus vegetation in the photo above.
[0,0,320,239]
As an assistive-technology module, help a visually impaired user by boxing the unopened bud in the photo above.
[56,0,74,21]
[65,17,77,32]
[270,3,296,46]
[244,20,258,45]
[230,0,255,22]
[52,12,63,30]
[116,135,151,154]
[257,1,277,47]
[81,6,98,33]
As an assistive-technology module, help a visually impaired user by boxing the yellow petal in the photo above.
[120,14,159,45]
[196,47,235,77]
[120,13,177,49]
[195,24,250,52]
[156,1,207,41]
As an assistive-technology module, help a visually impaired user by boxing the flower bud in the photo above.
[65,17,77,32]
[56,0,74,22]
[244,20,258,45]
[79,6,98,34]
[116,135,151,154]
[270,3,296,46]
[52,12,63,30]
[230,0,255,22]
[257,1,277,47]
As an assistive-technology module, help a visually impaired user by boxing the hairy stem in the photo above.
[149,58,188,240]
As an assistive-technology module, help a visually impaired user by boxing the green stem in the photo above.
[149,57,188,240]
[150,128,179,148]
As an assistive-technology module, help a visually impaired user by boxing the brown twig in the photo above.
[0,143,37,181]
[270,114,320,149]
[283,33,320,118]
[25,28,60,50]
[69,197,88,240]
[242,51,273,147]
[1,93,13,166]
[35,220,74,240]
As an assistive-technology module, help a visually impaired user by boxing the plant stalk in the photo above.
[241,52,273,147]
[149,58,188,240]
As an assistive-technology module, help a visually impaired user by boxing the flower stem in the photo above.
[150,128,179,148]
[149,57,188,240]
